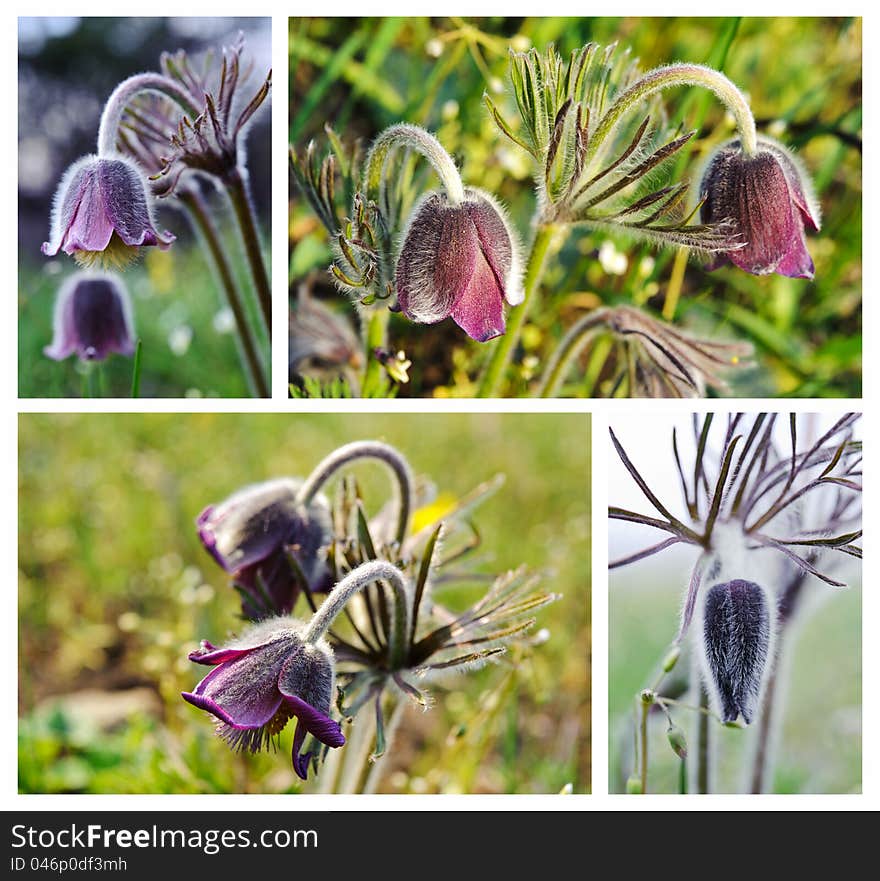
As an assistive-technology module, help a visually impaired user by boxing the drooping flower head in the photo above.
[43,271,136,362]
[395,188,522,342]
[42,154,175,268]
[197,478,333,619]
[700,135,821,279]
[182,617,345,780]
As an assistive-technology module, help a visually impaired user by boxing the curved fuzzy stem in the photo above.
[590,63,757,160]
[363,123,465,206]
[97,73,200,157]
[297,441,414,547]
[477,222,562,397]
[178,189,269,397]
[537,308,611,397]
[303,561,410,669]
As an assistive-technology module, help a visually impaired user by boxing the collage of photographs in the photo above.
[13,10,868,823]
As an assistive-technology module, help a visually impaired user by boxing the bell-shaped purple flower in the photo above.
[700,136,820,279]
[182,618,345,780]
[44,271,136,362]
[42,154,175,268]
[702,579,771,724]
[395,188,522,342]
[197,478,333,619]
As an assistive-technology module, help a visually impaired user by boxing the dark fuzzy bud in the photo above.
[700,136,820,280]
[395,188,521,342]
[702,579,771,724]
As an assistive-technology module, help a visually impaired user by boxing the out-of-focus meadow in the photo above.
[290,17,861,397]
[19,413,590,793]
[19,17,271,398]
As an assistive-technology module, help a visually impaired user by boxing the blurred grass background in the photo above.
[19,413,590,793]
[290,17,861,397]
[19,17,271,398]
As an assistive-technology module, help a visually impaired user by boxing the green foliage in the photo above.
[19,413,590,793]
[290,17,861,397]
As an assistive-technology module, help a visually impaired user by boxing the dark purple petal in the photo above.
[465,197,515,304]
[185,638,293,728]
[188,642,255,666]
[290,721,312,781]
[283,693,345,748]
[449,249,507,342]
[702,579,770,724]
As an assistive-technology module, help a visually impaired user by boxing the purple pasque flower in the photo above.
[42,154,175,268]
[700,135,820,279]
[701,579,771,725]
[182,618,345,780]
[44,271,136,362]
[395,188,522,342]
[197,478,333,619]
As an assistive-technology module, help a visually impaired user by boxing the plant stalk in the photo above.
[179,189,269,397]
[224,167,272,334]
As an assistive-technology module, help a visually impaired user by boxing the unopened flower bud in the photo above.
[42,154,174,267]
[700,136,820,279]
[44,271,136,362]
[662,645,681,673]
[626,775,643,794]
[702,579,771,725]
[666,723,688,759]
[395,188,522,342]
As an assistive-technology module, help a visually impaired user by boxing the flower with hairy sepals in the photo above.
[395,188,522,343]
[700,136,820,279]
[42,155,174,268]
[182,618,344,780]
[44,271,136,362]
[198,478,333,619]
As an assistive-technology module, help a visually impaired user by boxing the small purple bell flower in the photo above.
[182,618,345,780]
[700,136,820,279]
[702,579,771,725]
[42,154,175,268]
[395,188,522,342]
[43,271,136,362]
[197,478,333,619]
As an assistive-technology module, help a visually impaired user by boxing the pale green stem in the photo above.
[537,308,611,397]
[296,441,414,547]
[639,696,650,794]
[477,222,562,398]
[335,709,376,794]
[589,63,757,161]
[362,123,465,206]
[97,73,200,157]
[362,308,389,395]
[302,561,410,670]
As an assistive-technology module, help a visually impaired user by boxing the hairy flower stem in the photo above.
[179,190,269,397]
[590,63,758,160]
[697,682,711,793]
[303,560,410,670]
[477,222,562,397]
[363,123,465,206]
[297,441,414,546]
[224,168,272,335]
[537,308,610,397]
[97,73,200,157]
